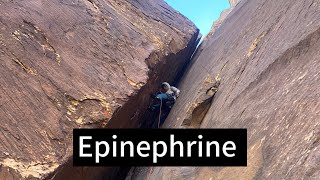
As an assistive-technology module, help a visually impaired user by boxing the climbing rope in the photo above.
[158,98,163,128]
[147,98,163,180]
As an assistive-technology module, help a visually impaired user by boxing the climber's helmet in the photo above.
[161,82,170,91]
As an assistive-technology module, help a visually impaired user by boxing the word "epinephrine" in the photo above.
[79,134,236,163]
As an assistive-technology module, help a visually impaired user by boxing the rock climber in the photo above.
[161,82,180,100]
[148,82,180,114]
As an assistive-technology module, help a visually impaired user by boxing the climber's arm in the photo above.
[171,86,180,97]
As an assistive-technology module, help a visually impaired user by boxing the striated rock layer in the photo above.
[0,0,199,179]
[130,0,320,179]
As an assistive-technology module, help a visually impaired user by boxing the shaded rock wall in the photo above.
[0,0,199,179]
[131,0,320,179]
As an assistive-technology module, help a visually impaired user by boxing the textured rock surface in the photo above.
[130,0,320,179]
[0,0,199,179]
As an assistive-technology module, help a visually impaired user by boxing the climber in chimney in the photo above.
[148,82,180,113]
[160,82,180,100]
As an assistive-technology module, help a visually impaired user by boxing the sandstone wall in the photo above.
[131,0,320,179]
[0,0,199,179]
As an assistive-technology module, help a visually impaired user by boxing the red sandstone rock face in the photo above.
[130,0,320,179]
[0,0,199,179]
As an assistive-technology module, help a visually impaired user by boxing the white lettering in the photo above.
[79,136,92,157]
[153,141,167,163]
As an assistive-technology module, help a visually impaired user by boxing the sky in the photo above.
[164,0,230,39]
